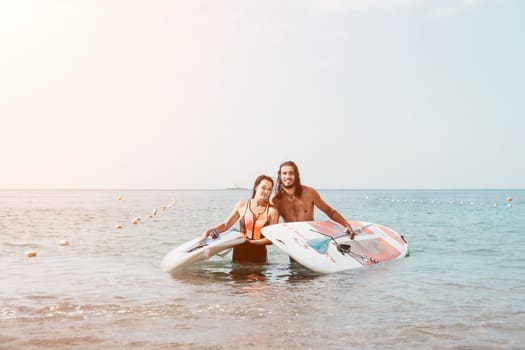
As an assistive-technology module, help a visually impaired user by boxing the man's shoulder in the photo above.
[298,185,321,202]
[301,185,318,195]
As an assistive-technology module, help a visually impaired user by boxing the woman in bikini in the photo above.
[200,175,279,263]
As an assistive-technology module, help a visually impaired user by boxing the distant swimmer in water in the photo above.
[200,175,279,263]
[271,160,356,239]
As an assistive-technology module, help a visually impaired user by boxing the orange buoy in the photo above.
[25,251,37,258]
[506,196,513,202]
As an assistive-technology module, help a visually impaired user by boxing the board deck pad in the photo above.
[341,237,403,264]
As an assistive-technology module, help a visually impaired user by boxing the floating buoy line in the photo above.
[113,197,177,231]
[23,197,176,258]
[364,196,518,209]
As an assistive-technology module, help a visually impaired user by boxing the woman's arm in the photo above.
[199,200,244,240]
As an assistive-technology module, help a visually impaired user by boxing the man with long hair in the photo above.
[272,161,355,239]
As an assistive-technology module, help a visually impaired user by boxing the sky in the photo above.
[1,0,524,189]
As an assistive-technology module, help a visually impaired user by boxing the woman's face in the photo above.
[255,179,273,201]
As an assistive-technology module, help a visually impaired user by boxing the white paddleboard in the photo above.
[161,229,246,273]
[261,220,408,274]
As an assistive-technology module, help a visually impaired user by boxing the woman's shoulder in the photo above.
[234,198,250,209]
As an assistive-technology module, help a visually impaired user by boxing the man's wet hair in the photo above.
[275,160,303,198]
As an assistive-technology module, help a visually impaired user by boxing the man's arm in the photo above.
[309,187,356,239]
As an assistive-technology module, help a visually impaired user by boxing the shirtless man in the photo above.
[271,160,356,239]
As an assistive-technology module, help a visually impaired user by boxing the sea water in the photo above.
[1,189,524,349]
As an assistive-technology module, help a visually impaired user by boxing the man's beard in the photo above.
[282,182,295,189]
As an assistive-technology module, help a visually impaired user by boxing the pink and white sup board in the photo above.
[262,220,408,274]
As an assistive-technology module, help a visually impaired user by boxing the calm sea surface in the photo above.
[1,189,524,349]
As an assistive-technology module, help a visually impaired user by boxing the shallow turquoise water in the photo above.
[1,189,524,349]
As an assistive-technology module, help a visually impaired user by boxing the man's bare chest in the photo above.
[278,197,313,221]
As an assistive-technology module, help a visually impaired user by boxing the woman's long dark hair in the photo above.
[275,160,302,199]
[251,175,274,199]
